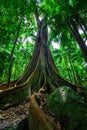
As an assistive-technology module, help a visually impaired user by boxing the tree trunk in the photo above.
[68,19,87,61]
[0,17,84,109]
[16,18,83,93]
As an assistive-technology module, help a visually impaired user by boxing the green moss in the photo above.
[47,86,87,130]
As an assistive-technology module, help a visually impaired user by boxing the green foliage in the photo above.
[0,41,34,82]
[12,42,34,80]
[47,86,87,130]
[0,0,36,82]
[50,30,87,85]
[50,47,86,85]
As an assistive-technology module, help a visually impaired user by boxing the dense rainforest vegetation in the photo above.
[0,0,87,85]
[0,0,87,130]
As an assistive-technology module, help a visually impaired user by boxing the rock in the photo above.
[47,86,87,130]
[0,99,30,130]
[4,125,17,130]
[0,118,29,130]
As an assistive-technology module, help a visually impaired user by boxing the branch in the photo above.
[35,9,40,27]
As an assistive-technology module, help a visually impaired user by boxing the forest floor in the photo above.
[0,93,61,130]
[0,99,30,129]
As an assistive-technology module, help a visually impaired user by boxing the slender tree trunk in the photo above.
[75,69,83,85]
[7,18,22,87]
[75,15,87,40]
[65,59,73,83]
[67,56,78,84]
[78,15,87,31]
[67,19,87,61]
